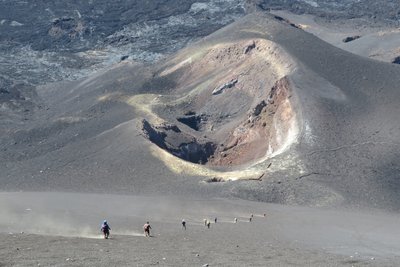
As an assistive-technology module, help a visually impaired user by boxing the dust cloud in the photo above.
[0,192,250,239]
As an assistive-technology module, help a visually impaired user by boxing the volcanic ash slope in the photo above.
[2,12,400,210]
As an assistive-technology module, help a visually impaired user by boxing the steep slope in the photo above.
[1,12,399,210]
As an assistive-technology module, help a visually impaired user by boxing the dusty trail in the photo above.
[1,192,399,266]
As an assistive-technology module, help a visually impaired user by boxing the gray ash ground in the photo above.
[1,193,399,266]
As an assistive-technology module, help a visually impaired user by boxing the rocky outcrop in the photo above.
[251,100,267,117]
[49,17,88,39]
[212,78,238,95]
[243,41,256,54]
[177,114,208,131]
[391,56,400,64]
[141,119,216,164]
[272,15,300,29]
[209,76,298,166]
[342,35,361,43]
[141,119,168,150]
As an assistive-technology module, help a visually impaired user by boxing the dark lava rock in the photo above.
[120,55,129,61]
[0,0,247,94]
[0,0,199,52]
[177,114,208,131]
[392,56,400,64]
[141,119,216,164]
[342,35,361,43]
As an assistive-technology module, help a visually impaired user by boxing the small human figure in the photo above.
[234,218,237,223]
[182,219,186,230]
[100,220,111,239]
[206,220,211,229]
[214,217,217,223]
[143,221,152,237]
[204,219,207,226]
[249,217,252,222]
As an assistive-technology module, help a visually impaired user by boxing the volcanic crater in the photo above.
[139,38,298,167]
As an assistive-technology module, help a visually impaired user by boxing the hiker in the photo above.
[100,220,111,239]
[206,220,211,229]
[249,217,252,222]
[234,218,237,223]
[143,221,152,237]
[182,219,186,230]
[214,217,217,223]
[204,219,207,226]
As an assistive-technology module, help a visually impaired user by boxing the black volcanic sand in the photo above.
[1,192,399,266]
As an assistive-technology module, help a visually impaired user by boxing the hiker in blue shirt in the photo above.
[101,220,111,239]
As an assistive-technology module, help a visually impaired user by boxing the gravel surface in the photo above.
[1,192,399,266]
